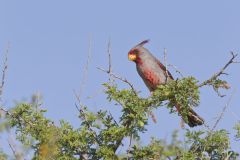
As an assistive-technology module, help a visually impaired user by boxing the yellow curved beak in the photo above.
[128,54,137,61]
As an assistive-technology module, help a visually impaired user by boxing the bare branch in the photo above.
[163,48,169,82]
[0,43,10,101]
[98,39,137,95]
[107,38,113,83]
[8,140,18,159]
[97,67,137,95]
[168,64,184,78]
[229,108,240,121]
[8,132,24,160]
[126,134,133,160]
[198,52,238,88]
[73,90,86,119]
[211,89,236,131]
[78,36,92,100]
[73,36,93,120]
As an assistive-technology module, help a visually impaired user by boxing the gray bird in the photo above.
[128,40,204,127]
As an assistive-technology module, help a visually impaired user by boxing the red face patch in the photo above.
[129,49,139,55]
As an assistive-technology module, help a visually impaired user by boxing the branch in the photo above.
[163,48,170,82]
[78,35,92,100]
[97,67,137,95]
[8,132,24,160]
[167,64,184,78]
[112,121,131,153]
[0,106,35,129]
[198,52,238,88]
[98,43,139,152]
[211,89,236,131]
[126,134,133,160]
[107,38,113,82]
[0,43,9,101]
[97,39,137,95]
[73,36,92,119]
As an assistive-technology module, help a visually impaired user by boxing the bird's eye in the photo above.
[132,49,139,54]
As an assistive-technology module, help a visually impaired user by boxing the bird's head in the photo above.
[128,40,149,62]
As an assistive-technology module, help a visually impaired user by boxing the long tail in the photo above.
[186,108,204,127]
[176,105,204,127]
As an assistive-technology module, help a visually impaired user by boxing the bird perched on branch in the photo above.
[128,40,204,127]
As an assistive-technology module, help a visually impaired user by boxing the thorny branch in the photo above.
[198,52,238,88]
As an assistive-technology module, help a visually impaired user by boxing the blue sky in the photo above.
[1,0,240,156]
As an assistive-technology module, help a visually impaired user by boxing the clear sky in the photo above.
[1,0,240,157]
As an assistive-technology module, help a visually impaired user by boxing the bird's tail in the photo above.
[186,108,204,127]
[176,105,204,127]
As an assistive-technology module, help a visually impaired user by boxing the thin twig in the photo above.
[126,134,133,160]
[8,140,18,159]
[78,36,92,99]
[211,89,236,131]
[0,107,35,129]
[98,40,138,153]
[229,108,240,121]
[73,89,99,159]
[107,38,113,82]
[8,132,24,160]
[168,64,184,78]
[0,43,35,134]
[73,90,87,119]
[0,43,9,101]
[163,48,169,82]
[73,36,92,122]
[98,40,137,95]
[109,112,118,126]
[97,67,137,95]
[198,52,238,88]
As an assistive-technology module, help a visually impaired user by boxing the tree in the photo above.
[0,46,239,159]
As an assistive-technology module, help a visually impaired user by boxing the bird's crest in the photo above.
[136,39,150,47]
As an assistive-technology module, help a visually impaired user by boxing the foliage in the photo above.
[0,149,7,160]
[234,122,240,140]
[153,77,200,122]
[184,129,239,159]
[129,131,184,159]
[0,76,239,159]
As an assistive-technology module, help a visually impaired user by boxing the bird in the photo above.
[128,40,204,127]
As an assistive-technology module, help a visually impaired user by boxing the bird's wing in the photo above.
[156,60,174,80]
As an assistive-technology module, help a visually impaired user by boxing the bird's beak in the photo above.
[128,54,137,61]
